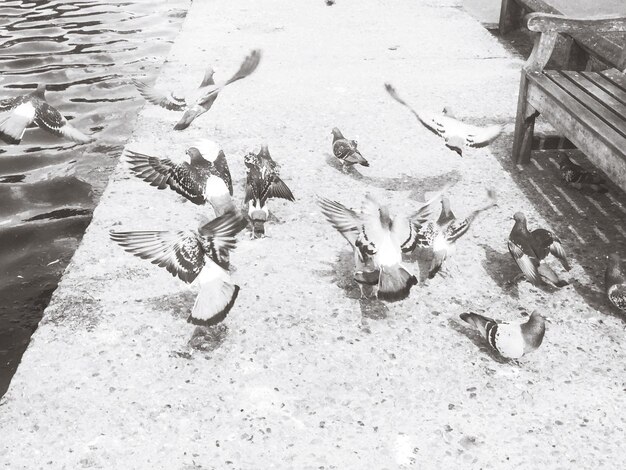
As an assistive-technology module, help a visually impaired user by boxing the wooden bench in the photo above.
[500,0,626,71]
[512,14,626,190]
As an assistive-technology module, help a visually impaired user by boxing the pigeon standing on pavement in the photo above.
[132,49,262,131]
[605,253,626,312]
[0,84,94,145]
[317,194,418,301]
[243,145,295,237]
[508,212,570,288]
[384,83,502,156]
[331,127,369,171]
[110,211,248,325]
[124,139,236,217]
[558,153,608,193]
[459,311,546,360]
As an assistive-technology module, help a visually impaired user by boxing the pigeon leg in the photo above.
[505,273,525,288]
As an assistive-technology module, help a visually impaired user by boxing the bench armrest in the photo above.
[525,13,626,34]
[522,13,626,73]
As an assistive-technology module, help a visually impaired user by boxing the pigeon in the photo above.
[124,139,236,217]
[110,211,247,325]
[0,84,93,145]
[558,153,608,193]
[317,194,418,301]
[384,83,502,156]
[425,190,497,278]
[459,311,546,360]
[331,128,369,171]
[243,145,295,237]
[132,49,261,131]
[508,212,570,287]
[605,253,626,312]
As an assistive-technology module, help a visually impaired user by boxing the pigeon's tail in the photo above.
[345,150,369,167]
[459,312,494,338]
[189,269,239,326]
[428,249,447,279]
[377,264,417,302]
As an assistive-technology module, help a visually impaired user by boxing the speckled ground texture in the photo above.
[2,0,626,468]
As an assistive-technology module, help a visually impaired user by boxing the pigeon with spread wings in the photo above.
[132,50,261,131]
[124,139,235,217]
[460,311,546,360]
[110,211,247,326]
[384,83,502,156]
[0,84,94,145]
[508,212,570,288]
[318,194,418,301]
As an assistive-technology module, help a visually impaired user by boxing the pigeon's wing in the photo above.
[508,239,541,284]
[198,211,248,265]
[213,150,233,196]
[223,49,262,87]
[0,100,36,144]
[531,228,570,270]
[110,229,205,283]
[132,79,186,111]
[384,83,420,121]
[465,124,503,148]
[317,196,361,247]
[266,175,295,202]
[608,284,626,310]
[124,149,205,205]
[34,101,93,143]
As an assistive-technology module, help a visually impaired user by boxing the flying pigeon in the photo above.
[384,83,502,156]
[132,49,262,131]
[459,311,546,360]
[508,212,570,288]
[317,194,418,301]
[331,128,369,171]
[605,253,626,311]
[0,84,94,145]
[124,139,236,217]
[110,211,247,325]
[425,190,497,278]
[558,153,608,193]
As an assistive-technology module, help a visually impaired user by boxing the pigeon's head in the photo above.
[331,127,344,140]
[244,152,258,168]
[440,194,451,212]
[608,253,621,265]
[185,147,204,165]
[512,212,526,223]
[35,83,46,96]
[523,311,546,349]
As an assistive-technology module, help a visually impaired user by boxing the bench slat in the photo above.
[543,71,626,140]
[530,72,626,156]
[579,71,626,109]
[601,69,626,94]
[563,71,626,122]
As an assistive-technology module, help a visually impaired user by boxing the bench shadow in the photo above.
[312,249,390,321]
[489,137,626,321]
[323,153,462,201]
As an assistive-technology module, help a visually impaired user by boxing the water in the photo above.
[0,0,188,396]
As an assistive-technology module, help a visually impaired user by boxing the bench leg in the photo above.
[499,0,523,35]
[512,74,539,165]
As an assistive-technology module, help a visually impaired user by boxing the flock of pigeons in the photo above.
[1,48,625,360]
